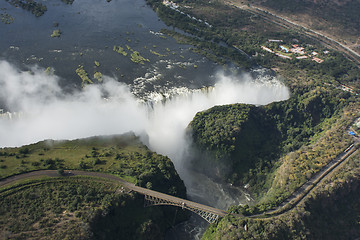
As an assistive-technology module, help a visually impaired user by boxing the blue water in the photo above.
[0,0,218,100]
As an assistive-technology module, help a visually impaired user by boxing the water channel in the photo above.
[0,0,289,238]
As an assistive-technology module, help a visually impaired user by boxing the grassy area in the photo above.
[50,29,61,38]
[0,133,189,239]
[203,150,360,239]
[75,65,93,87]
[0,133,186,197]
[0,177,188,240]
[190,84,358,198]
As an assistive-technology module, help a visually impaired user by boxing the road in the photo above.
[223,0,360,66]
[1,133,359,221]
[0,169,228,218]
[253,139,360,218]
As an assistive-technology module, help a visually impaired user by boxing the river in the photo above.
[0,0,218,103]
[0,0,288,239]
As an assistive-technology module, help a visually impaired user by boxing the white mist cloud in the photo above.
[0,60,289,167]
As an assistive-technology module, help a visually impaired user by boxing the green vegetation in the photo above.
[75,65,93,87]
[113,45,128,56]
[94,60,100,67]
[203,151,360,239]
[5,0,47,17]
[113,45,150,64]
[0,177,188,239]
[130,51,150,64]
[0,134,186,196]
[147,0,360,238]
[93,71,103,82]
[0,13,14,24]
[50,29,61,38]
[150,49,167,57]
[190,85,356,195]
[44,67,54,75]
[259,0,360,33]
[147,0,359,88]
[0,133,189,239]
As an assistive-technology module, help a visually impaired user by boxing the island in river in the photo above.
[0,0,360,239]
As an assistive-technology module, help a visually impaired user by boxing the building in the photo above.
[276,53,291,59]
[261,46,273,53]
[290,46,306,55]
[312,57,324,63]
[268,39,283,42]
[296,56,308,59]
[280,45,289,52]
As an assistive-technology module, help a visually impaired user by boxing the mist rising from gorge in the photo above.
[0,60,289,174]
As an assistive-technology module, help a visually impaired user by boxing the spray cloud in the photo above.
[0,60,289,172]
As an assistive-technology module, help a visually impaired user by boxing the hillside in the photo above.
[189,104,281,187]
[202,151,360,239]
[189,85,355,196]
[0,133,188,239]
[151,0,360,238]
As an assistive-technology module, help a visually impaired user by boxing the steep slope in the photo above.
[202,151,360,240]
[0,133,188,239]
[189,85,354,196]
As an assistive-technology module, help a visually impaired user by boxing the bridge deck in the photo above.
[0,170,228,218]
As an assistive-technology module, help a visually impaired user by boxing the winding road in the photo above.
[253,138,360,218]
[0,169,228,221]
[1,136,359,221]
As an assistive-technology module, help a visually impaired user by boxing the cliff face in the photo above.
[189,86,351,195]
[0,134,189,240]
[202,153,360,240]
[189,104,281,186]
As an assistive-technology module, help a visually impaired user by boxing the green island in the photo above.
[113,45,150,64]
[130,51,150,64]
[50,29,61,38]
[145,0,360,238]
[5,0,47,17]
[0,12,14,24]
[150,49,167,57]
[93,71,103,82]
[75,65,93,87]
[113,45,128,56]
[0,133,188,239]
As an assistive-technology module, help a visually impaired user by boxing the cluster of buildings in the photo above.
[163,0,179,9]
[261,40,328,63]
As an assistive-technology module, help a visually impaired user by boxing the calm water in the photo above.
[0,0,254,238]
[0,0,218,101]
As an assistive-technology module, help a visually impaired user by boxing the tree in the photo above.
[57,168,64,176]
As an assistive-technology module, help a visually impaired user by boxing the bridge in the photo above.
[0,170,228,223]
[142,189,227,223]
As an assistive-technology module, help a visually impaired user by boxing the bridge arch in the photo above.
[143,194,224,223]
